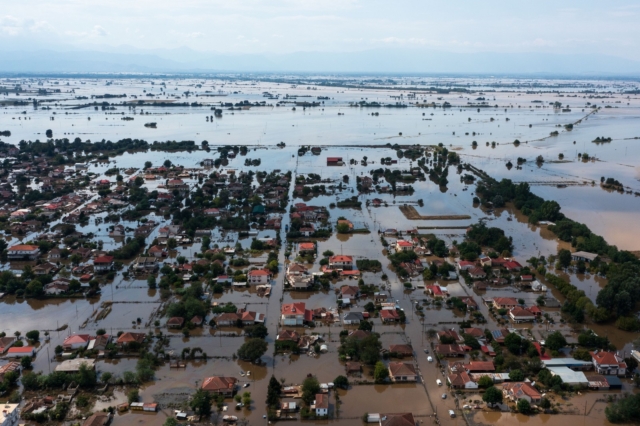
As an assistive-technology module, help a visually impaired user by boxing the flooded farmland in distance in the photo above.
[1,75,640,426]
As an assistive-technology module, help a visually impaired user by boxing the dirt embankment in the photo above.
[399,205,471,221]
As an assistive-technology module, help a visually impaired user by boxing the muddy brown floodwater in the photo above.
[2,76,640,426]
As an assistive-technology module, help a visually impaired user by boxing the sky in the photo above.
[1,0,640,60]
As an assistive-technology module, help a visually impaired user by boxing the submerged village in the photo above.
[0,77,640,426]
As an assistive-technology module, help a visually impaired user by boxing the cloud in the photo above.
[0,15,49,35]
[170,30,204,39]
[92,25,108,36]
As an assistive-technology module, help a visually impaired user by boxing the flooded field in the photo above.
[0,75,639,425]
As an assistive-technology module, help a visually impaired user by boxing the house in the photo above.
[389,344,413,358]
[7,346,36,358]
[502,382,542,404]
[201,376,238,397]
[277,330,300,342]
[298,242,316,254]
[345,361,362,374]
[340,285,359,301]
[448,372,478,389]
[491,329,511,344]
[326,157,343,166]
[571,251,598,262]
[466,361,496,373]
[167,317,185,329]
[426,285,446,297]
[438,330,462,343]
[457,260,475,271]
[240,311,265,325]
[109,224,125,237]
[435,344,465,357]
[116,332,146,347]
[590,351,627,376]
[204,208,221,217]
[379,413,416,426]
[7,244,39,260]
[460,297,478,310]
[248,269,271,285]
[148,245,166,258]
[509,306,536,323]
[0,363,20,382]
[215,313,240,326]
[87,334,111,351]
[133,257,159,272]
[0,337,16,354]
[0,404,19,426]
[328,255,354,270]
[62,334,91,351]
[343,311,364,325]
[288,274,314,290]
[281,302,309,326]
[82,412,111,426]
[93,256,114,272]
[34,262,57,276]
[45,280,71,295]
[287,263,308,276]
[468,267,487,280]
[463,328,484,339]
[503,260,523,272]
[380,309,400,323]
[314,393,329,416]
[492,297,519,310]
[395,240,413,252]
[388,362,417,382]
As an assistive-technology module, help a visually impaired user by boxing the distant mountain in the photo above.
[1,47,640,76]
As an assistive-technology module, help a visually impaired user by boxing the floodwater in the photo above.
[2,76,640,425]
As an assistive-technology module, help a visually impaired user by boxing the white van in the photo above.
[427,356,433,362]
[436,379,442,386]
[449,410,456,418]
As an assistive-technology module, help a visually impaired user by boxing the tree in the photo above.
[557,249,572,269]
[517,398,531,414]
[190,388,213,419]
[163,418,178,426]
[334,375,349,389]
[54,345,63,355]
[301,376,320,405]
[46,129,53,138]
[545,331,567,351]
[127,389,139,403]
[20,356,32,369]
[25,330,40,341]
[144,161,152,169]
[266,376,282,408]
[482,386,503,406]
[509,369,524,382]
[478,375,493,388]
[237,338,268,361]
[244,324,268,338]
[147,275,157,289]
[336,223,350,234]
[374,361,389,383]
[101,372,113,384]
[540,397,551,409]
[21,371,39,390]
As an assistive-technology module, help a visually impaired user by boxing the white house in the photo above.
[395,240,413,252]
[248,269,271,285]
[328,255,354,270]
[7,244,39,260]
[0,403,19,426]
[281,302,307,326]
[62,334,91,351]
[314,393,328,416]
[447,372,478,389]
[590,351,627,376]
